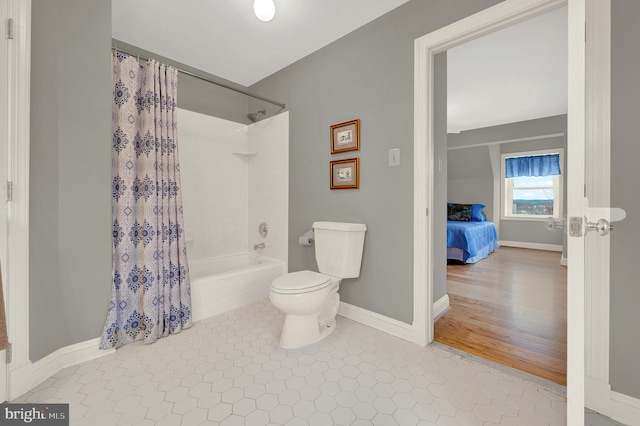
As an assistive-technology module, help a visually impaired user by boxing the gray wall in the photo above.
[251,0,502,324]
[112,39,252,124]
[447,146,494,220]
[610,0,640,400]
[30,0,112,361]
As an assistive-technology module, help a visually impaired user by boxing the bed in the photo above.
[447,203,498,264]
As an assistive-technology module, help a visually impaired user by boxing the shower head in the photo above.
[247,109,266,123]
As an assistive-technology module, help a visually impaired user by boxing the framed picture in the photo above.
[330,158,360,190]
[330,119,360,154]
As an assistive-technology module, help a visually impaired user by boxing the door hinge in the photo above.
[6,181,13,202]
[5,343,11,364]
[426,208,429,217]
[6,18,14,40]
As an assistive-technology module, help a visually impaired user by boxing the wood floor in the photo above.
[434,246,567,385]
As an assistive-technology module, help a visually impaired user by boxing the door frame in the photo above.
[0,0,9,402]
[413,0,605,424]
[3,0,31,400]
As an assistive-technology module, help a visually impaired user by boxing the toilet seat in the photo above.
[271,270,333,295]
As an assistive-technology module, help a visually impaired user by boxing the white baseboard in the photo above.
[9,362,34,401]
[610,390,640,426]
[338,302,413,342]
[499,240,563,252]
[586,376,640,426]
[30,338,115,391]
[433,294,450,320]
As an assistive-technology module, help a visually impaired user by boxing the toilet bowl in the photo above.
[269,270,341,349]
[269,221,367,349]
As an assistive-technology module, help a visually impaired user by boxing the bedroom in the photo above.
[433,7,569,386]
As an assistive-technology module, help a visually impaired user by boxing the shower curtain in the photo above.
[101,52,191,349]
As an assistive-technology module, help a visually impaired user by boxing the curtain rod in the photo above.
[111,46,286,110]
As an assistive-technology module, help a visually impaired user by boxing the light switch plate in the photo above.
[389,148,400,167]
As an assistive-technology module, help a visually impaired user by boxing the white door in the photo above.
[0,0,10,403]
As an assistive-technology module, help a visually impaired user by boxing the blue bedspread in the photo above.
[447,221,498,262]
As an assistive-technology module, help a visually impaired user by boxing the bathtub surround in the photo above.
[178,109,289,323]
[101,53,192,349]
[178,109,289,268]
[178,110,250,260]
[247,112,290,268]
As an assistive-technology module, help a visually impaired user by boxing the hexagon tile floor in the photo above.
[13,299,625,425]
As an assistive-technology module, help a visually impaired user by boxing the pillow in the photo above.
[470,204,486,222]
[447,203,486,222]
[447,203,472,221]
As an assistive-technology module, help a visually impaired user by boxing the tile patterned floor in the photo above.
[12,299,619,425]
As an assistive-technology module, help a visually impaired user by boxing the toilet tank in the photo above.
[313,221,367,278]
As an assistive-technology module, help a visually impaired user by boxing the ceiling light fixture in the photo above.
[253,0,275,22]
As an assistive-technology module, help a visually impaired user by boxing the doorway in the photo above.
[413,0,603,423]
[432,7,569,385]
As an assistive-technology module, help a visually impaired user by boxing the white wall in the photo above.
[248,112,289,267]
[178,108,288,265]
[178,109,249,260]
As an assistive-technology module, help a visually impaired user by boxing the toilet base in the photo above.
[276,286,340,349]
[279,314,337,349]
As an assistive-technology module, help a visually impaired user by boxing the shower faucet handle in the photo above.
[253,243,266,250]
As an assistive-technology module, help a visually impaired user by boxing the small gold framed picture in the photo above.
[330,119,360,154]
[330,158,360,190]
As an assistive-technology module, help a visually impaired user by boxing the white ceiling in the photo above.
[447,6,568,133]
[112,2,567,132]
[111,0,411,87]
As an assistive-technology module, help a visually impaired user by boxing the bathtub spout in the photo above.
[253,242,266,250]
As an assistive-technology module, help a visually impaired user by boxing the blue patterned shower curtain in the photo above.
[101,52,191,349]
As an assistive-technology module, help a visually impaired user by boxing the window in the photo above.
[501,149,563,220]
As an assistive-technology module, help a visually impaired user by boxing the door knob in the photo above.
[545,217,565,232]
[585,218,613,236]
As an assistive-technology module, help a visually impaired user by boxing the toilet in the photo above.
[269,221,367,349]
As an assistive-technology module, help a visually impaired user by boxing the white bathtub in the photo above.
[190,253,285,322]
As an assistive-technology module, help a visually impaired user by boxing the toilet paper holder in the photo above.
[298,230,314,246]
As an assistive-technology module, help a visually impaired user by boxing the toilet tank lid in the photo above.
[312,221,367,232]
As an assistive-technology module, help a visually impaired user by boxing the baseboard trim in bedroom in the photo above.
[338,302,413,342]
[499,240,563,252]
[30,338,115,392]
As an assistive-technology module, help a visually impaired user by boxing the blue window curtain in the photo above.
[505,153,561,178]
